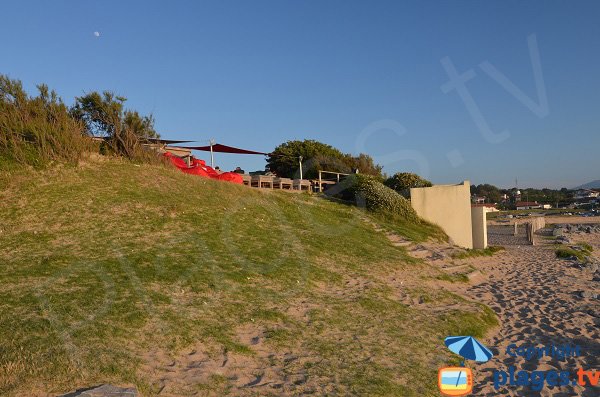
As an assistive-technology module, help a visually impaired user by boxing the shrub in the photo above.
[384,172,432,198]
[0,75,90,168]
[71,91,160,161]
[0,75,160,169]
[328,174,419,221]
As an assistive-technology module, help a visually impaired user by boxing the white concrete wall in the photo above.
[471,206,488,249]
[410,181,473,249]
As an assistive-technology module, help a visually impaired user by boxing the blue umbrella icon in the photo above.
[445,336,493,363]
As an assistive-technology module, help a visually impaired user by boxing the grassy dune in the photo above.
[0,158,496,396]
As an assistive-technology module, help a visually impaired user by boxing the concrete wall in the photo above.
[410,181,473,249]
[471,206,488,249]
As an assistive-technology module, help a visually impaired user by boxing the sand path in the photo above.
[461,226,599,396]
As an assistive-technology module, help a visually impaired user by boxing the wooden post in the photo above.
[514,222,518,236]
[319,171,322,193]
[523,222,535,245]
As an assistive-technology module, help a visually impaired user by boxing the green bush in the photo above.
[329,174,419,221]
[384,172,432,198]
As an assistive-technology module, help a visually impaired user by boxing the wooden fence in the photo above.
[521,217,546,245]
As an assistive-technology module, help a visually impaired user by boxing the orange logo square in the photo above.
[438,367,473,396]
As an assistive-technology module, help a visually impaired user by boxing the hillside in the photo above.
[0,157,496,396]
[574,179,600,189]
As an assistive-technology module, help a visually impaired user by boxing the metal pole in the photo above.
[210,138,215,168]
[299,156,303,180]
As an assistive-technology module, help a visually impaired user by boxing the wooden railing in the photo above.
[317,170,351,193]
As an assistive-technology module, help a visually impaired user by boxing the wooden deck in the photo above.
[250,175,274,189]
[244,175,312,192]
[273,177,293,190]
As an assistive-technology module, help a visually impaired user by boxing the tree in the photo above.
[267,139,383,179]
[384,172,432,197]
[342,153,383,178]
[71,91,158,159]
[473,184,502,203]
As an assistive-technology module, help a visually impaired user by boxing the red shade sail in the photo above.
[180,143,268,155]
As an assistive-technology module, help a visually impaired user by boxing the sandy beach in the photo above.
[458,222,600,396]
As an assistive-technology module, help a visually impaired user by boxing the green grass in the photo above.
[0,158,497,396]
[436,273,470,283]
[371,212,447,243]
[579,242,594,252]
[555,243,593,261]
[451,246,505,259]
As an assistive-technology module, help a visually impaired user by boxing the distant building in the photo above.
[574,189,600,199]
[516,201,542,210]
[472,196,486,204]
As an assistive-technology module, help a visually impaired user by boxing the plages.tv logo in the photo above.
[438,367,473,396]
[438,336,493,396]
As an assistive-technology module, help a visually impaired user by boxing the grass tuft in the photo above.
[555,244,592,261]
[451,246,505,259]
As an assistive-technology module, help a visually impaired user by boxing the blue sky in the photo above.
[2,0,599,188]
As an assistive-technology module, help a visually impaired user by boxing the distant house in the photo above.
[515,201,542,210]
[542,204,552,209]
[472,196,486,204]
[574,189,600,199]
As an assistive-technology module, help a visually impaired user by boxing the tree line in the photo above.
[471,183,573,205]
